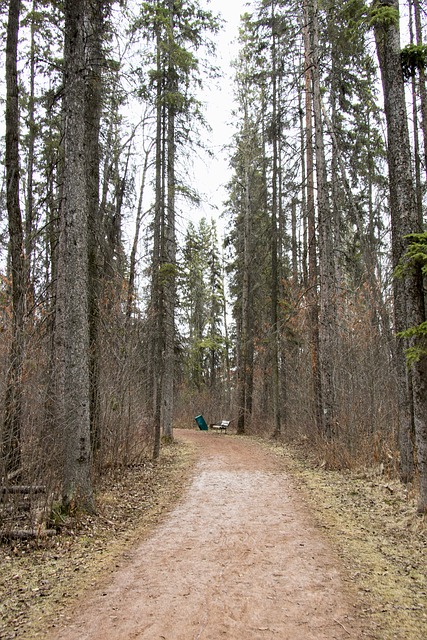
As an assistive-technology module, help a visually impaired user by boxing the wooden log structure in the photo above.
[0,485,46,495]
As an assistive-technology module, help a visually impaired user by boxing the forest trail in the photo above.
[46,429,366,640]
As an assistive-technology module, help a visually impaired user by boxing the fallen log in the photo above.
[0,528,56,541]
[0,485,46,495]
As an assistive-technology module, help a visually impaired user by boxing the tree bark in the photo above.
[237,112,254,435]
[126,142,153,320]
[374,0,427,506]
[413,0,427,179]
[270,0,281,438]
[152,19,165,460]
[25,0,37,312]
[59,0,93,511]
[302,0,322,433]
[162,1,177,442]
[310,0,337,439]
[407,2,423,225]
[85,0,108,455]
[2,0,25,479]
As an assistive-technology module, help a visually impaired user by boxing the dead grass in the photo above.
[0,439,197,639]
[2,432,427,640]
[266,439,427,640]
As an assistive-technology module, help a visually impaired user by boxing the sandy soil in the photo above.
[45,429,367,640]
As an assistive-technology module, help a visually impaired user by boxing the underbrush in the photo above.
[0,439,196,640]
[267,439,427,640]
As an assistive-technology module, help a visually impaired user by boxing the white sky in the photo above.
[183,0,245,236]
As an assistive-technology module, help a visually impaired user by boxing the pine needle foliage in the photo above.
[396,233,427,365]
[368,4,399,29]
[400,44,427,80]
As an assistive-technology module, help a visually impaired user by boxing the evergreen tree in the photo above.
[373,0,427,511]
[135,0,220,452]
[180,218,225,391]
[56,0,114,511]
[2,0,25,478]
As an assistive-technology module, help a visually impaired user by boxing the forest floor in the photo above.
[0,428,426,639]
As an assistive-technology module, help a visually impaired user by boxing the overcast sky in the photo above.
[183,0,245,236]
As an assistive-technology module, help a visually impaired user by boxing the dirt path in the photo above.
[46,430,366,640]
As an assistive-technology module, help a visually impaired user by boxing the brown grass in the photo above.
[265,439,427,640]
[2,432,426,640]
[0,439,197,639]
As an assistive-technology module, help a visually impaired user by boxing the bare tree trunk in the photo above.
[271,1,281,438]
[160,0,177,442]
[413,0,427,179]
[237,115,254,435]
[59,0,93,511]
[374,0,427,507]
[85,0,108,455]
[302,0,322,433]
[408,2,423,225]
[152,23,164,460]
[299,88,308,289]
[309,0,337,439]
[25,0,37,312]
[291,199,298,283]
[126,142,153,320]
[162,56,176,442]
[2,0,25,479]
[222,260,232,413]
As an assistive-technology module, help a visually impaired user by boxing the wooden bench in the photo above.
[210,420,230,434]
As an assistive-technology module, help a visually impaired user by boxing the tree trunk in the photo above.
[59,0,93,511]
[374,0,427,506]
[162,2,177,442]
[302,0,322,433]
[291,199,298,283]
[407,3,423,225]
[85,0,107,455]
[152,21,165,460]
[237,115,254,435]
[270,1,281,437]
[413,0,427,179]
[2,0,25,479]
[222,261,232,413]
[25,0,37,312]
[126,142,153,320]
[310,0,337,439]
